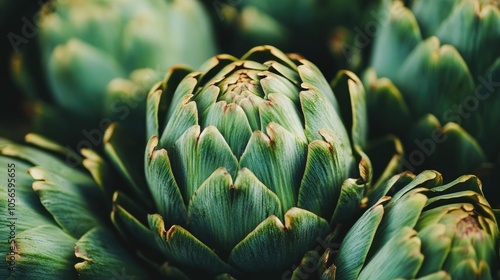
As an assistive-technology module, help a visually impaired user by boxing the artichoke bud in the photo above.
[101,45,370,277]
[334,170,500,280]
[36,0,217,120]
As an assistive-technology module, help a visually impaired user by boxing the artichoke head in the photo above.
[35,0,217,120]
[334,170,500,280]
[96,45,370,278]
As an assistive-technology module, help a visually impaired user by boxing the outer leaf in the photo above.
[259,70,301,104]
[409,116,486,179]
[146,67,193,139]
[148,214,236,276]
[0,140,92,185]
[29,167,106,239]
[188,168,282,256]
[111,192,158,253]
[439,123,486,177]
[329,178,365,226]
[371,190,428,254]
[104,123,152,208]
[75,227,151,280]
[145,136,187,226]
[165,72,200,123]
[228,208,330,274]
[391,170,442,201]
[331,70,367,149]
[358,227,424,280]
[334,204,385,280]
[81,148,117,198]
[363,70,412,135]
[240,122,307,213]
[0,157,53,234]
[241,45,298,71]
[297,59,340,112]
[411,0,460,36]
[297,135,349,219]
[146,84,165,139]
[2,225,78,279]
[47,39,125,116]
[159,93,199,148]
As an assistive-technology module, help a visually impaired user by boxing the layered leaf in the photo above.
[188,168,282,256]
[240,122,307,213]
[149,215,236,276]
[228,208,330,273]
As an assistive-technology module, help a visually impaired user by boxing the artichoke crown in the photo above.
[91,45,371,277]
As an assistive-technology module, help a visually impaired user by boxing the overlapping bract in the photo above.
[334,170,500,280]
[0,135,153,279]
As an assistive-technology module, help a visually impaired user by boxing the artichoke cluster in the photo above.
[1,0,499,279]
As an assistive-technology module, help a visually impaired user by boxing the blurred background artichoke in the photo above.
[3,0,218,144]
[364,0,500,206]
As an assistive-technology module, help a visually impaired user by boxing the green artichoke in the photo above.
[20,0,217,122]
[93,45,374,278]
[364,0,500,204]
[334,170,500,279]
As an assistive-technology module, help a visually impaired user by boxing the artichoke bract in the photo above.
[334,170,500,280]
[89,45,371,278]
[37,0,217,120]
[364,0,500,204]
[0,135,154,279]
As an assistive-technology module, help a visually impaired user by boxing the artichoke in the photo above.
[1,45,382,279]
[15,0,217,124]
[0,135,154,279]
[334,170,500,279]
[92,45,375,278]
[364,0,500,205]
